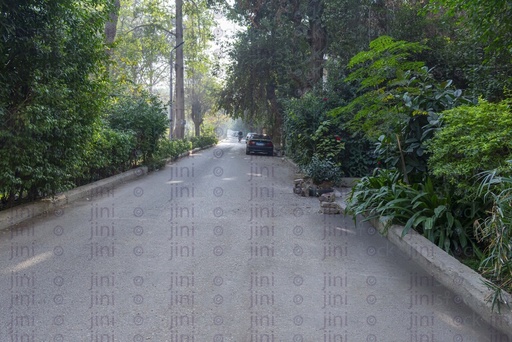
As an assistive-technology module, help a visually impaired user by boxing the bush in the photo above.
[190,134,218,149]
[427,98,512,198]
[151,139,194,169]
[78,127,136,184]
[107,91,168,165]
[339,133,376,177]
[303,156,343,185]
[284,93,329,166]
[346,168,473,253]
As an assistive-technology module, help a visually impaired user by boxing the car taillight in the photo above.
[249,141,255,145]
[266,142,273,147]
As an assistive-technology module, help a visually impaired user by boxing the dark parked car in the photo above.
[245,132,257,143]
[246,135,274,156]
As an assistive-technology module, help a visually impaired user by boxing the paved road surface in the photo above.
[0,137,505,341]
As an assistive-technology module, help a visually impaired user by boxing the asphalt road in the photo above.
[0,136,505,341]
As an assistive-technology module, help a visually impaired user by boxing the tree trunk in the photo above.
[307,0,327,88]
[191,96,203,137]
[266,82,282,149]
[104,0,121,53]
[174,0,185,139]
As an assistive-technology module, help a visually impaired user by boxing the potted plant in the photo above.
[303,156,342,196]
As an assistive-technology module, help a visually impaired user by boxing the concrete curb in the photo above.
[0,166,148,231]
[337,200,512,335]
[0,143,217,231]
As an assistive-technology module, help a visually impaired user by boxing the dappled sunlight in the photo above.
[335,226,356,235]
[166,180,184,185]
[2,251,53,274]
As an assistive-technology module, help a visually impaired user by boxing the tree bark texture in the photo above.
[174,0,185,139]
[307,0,327,89]
[105,0,121,51]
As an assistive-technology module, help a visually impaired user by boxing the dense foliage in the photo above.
[0,0,110,204]
[79,126,136,184]
[107,90,168,165]
[347,169,474,253]
[427,99,512,196]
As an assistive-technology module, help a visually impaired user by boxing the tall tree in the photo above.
[174,0,186,139]
[105,0,121,48]
[188,71,219,136]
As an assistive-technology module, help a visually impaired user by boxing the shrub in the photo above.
[151,138,194,169]
[339,133,376,177]
[284,93,329,166]
[0,0,109,206]
[427,98,512,198]
[78,127,136,184]
[107,91,168,165]
[303,156,343,185]
[346,169,473,253]
[190,134,218,149]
